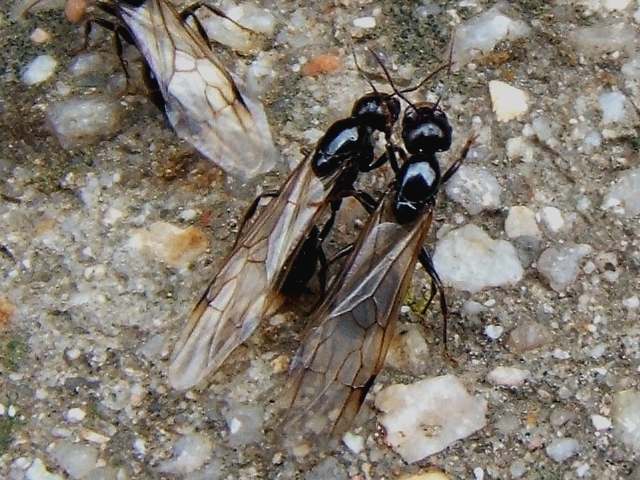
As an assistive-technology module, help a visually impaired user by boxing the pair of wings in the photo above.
[167,156,344,390]
[105,0,277,182]
[278,187,435,448]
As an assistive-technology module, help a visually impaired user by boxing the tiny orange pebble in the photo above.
[65,0,88,24]
[0,296,16,326]
[302,53,341,77]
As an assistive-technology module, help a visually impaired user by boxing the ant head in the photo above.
[402,102,452,155]
[351,92,401,137]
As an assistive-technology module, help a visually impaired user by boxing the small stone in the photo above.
[568,22,635,58]
[63,408,86,423]
[505,136,535,162]
[602,167,640,216]
[7,405,17,417]
[128,222,209,268]
[398,472,450,480]
[505,206,540,238]
[598,90,638,126]
[385,325,430,375]
[591,414,612,430]
[452,6,530,68]
[612,390,640,452]
[445,165,502,215]
[46,95,123,150]
[158,433,213,475]
[30,28,51,43]
[81,430,110,444]
[375,374,487,463]
[342,432,364,454]
[510,459,527,478]
[489,80,529,122]
[550,408,577,427]
[21,54,58,85]
[537,243,592,291]
[506,322,550,352]
[222,404,264,447]
[552,348,570,360]
[473,467,484,480]
[65,0,88,23]
[484,325,504,340]
[0,295,17,325]
[433,225,523,294]
[537,206,564,232]
[302,53,341,76]
[624,297,640,309]
[486,366,531,387]
[50,440,99,479]
[545,438,579,462]
[26,458,64,480]
[353,16,376,28]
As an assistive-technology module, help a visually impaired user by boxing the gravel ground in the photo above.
[3,0,640,479]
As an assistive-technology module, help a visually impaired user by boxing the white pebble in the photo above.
[0,403,5,415]
[591,414,612,430]
[602,167,640,216]
[46,95,123,150]
[133,437,147,457]
[26,458,64,480]
[342,432,365,454]
[546,438,579,462]
[505,136,535,162]
[433,225,523,294]
[552,349,570,360]
[30,27,51,43]
[376,374,487,463]
[473,467,484,480]
[489,80,529,122]
[445,165,502,215]
[486,366,531,387]
[452,6,530,68]
[21,54,58,85]
[64,408,86,423]
[612,390,640,451]
[484,325,504,340]
[50,440,99,479]
[623,296,640,309]
[537,206,564,232]
[537,243,592,292]
[158,433,214,475]
[598,90,637,126]
[7,405,17,417]
[505,206,540,238]
[353,16,376,28]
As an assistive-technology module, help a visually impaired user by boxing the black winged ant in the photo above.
[279,61,477,449]
[80,0,277,183]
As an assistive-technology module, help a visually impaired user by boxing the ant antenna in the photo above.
[349,39,379,95]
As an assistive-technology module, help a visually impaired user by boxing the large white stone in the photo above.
[375,375,487,463]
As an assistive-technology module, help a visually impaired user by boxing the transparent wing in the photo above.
[279,194,434,449]
[167,160,330,390]
[112,0,277,181]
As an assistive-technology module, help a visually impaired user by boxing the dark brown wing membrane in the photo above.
[168,158,342,390]
[279,191,435,449]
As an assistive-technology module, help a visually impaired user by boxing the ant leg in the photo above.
[418,248,451,356]
[180,3,255,38]
[441,133,478,184]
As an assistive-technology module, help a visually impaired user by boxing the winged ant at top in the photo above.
[80,0,277,186]
[278,51,478,450]
[166,48,452,391]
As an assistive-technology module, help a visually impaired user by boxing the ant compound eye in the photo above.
[312,118,373,177]
[393,154,441,224]
[351,93,401,135]
[402,103,453,155]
